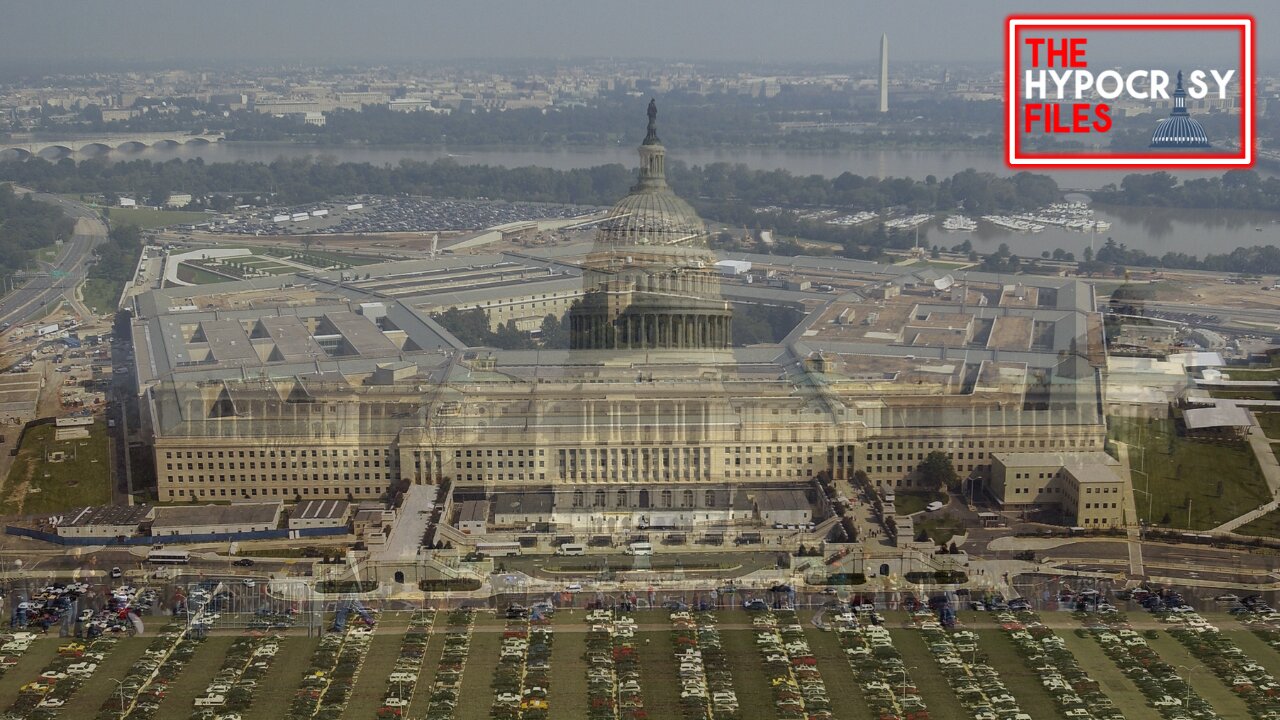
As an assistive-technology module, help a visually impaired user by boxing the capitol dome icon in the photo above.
[1150,71,1211,148]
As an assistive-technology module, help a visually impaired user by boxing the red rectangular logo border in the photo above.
[1005,14,1255,169]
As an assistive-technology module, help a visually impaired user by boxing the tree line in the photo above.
[0,183,77,283]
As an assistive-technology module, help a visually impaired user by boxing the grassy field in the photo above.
[1210,389,1280,401]
[886,627,969,720]
[175,263,234,285]
[1257,412,1280,440]
[973,629,1068,719]
[344,613,411,718]
[1142,631,1252,719]
[150,635,236,717]
[916,514,966,544]
[106,207,209,229]
[894,491,947,516]
[242,636,320,720]
[1110,416,1270,529]
[81,277,121,315]
[802,624,874,720]
[4,421,112,513]
[59,636,153,716]
[0,638,62,709]
[719,628,780,720]
[1224,368,1280,381]
[1236,505,1280,537]
[549,615,590,720]
[1057,632,1160,720]
[456,626,502,720]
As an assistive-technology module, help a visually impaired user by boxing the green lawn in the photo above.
[1110,416,1270,529]
[344,613,411,718]
[292,248,382,267]
[456,626,502,720]
[175,263,235,285]
[1057,632,1159,720]
[0,638,62,710]
[1224,368,1280,381]
[4,421,112,513]
[635,628,682,719]
[974,629,1068,719]
[916,514,966,544]
[405,621,449,719]
[242,636,319,720]
[57,636,151,716]
[150,635,237,717]
[549,615,590,720]
[1236,505,1280,538]
[1257,412,1280,440]
[1143,631,1252,719]
[719,628,779,720]
[894,491,948,516]
[886,627,969,720]
[1209,389,1280,401]
[802,626,874,720]
[107,207,209,229]
[81,277,121,315]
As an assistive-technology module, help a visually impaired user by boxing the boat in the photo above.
[942,216,978,232]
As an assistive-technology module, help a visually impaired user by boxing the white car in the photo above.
[925,501,944,512]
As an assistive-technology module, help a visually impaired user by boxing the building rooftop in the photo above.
[55,504,153,528]
[292,499,351,521]
[151,502,282,529]
[1184,404,1253,430]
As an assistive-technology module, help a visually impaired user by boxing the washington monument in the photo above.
[879,33,888,113]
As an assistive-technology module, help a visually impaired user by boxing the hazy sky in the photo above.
[0,0,1272,68]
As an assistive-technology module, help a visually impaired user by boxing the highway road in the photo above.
[0,190,107,329]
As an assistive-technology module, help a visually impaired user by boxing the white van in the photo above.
[556,543,586,556]
[625,542,653,556]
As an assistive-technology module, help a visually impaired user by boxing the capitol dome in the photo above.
[1150,71,1211,148]
[594,98,710,251]
[569,100,731,352]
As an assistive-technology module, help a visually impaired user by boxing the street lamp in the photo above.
[108,677,127,717]
[899,665,917,699]
[1176,664,1193,708]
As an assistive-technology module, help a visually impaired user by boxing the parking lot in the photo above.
[1,586,1279,720]
[203,196,596,236]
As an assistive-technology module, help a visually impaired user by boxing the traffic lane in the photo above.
[24,551,302,577]
[501,549,787,579]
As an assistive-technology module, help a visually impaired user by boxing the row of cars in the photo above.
[996,607,1121,720]
[912,608,1034,720]
[584,610,644,720]
[670,610,740,718]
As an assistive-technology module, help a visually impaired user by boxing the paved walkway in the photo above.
[1208,426,1280,533]
[1111,442,1145,577]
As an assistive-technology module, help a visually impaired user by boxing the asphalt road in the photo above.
[0,190,107,329]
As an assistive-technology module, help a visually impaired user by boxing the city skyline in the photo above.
[1,0,1276,68]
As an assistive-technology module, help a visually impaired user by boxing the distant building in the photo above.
[165,193,192,208]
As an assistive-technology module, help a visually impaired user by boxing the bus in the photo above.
[147,549,191,564]
[476,542,521,557]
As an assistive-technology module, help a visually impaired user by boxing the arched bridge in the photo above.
[1,132,225,158]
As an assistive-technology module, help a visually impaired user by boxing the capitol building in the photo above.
[131,102,1112,551]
